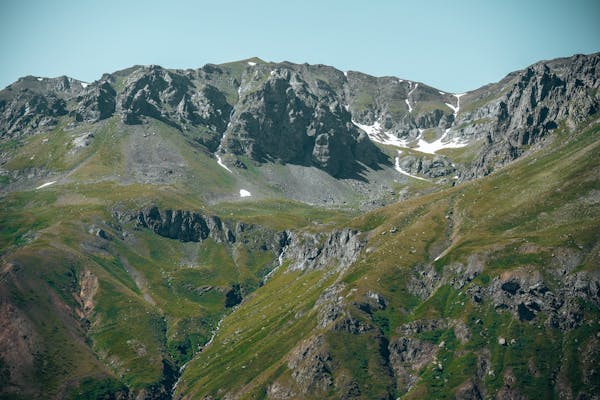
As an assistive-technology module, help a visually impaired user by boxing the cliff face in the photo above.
[222,67,385,178]
[458,53,600,178]
[135,206,237,244]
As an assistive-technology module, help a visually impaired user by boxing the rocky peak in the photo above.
[222,64,387,177]
[0,75,88,137]
[72,81,116,122]
[118,65,232,143]
[461,52,600,178]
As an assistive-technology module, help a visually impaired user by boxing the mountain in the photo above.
[0,53,598,400]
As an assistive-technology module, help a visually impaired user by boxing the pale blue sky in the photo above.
[1,0,599,93]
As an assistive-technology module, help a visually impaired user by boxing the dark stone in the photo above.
[501,281,521,295]
[518,303,535,321]
[225,284,242,308]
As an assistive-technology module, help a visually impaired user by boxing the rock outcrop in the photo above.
[135,206,236,243]
[282,228,364,274]
[459,53,600,178]
[72,81,116,122]
[0,76,81,137]
[222,67,386,177]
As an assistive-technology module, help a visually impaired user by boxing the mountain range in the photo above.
[0,53,598,400]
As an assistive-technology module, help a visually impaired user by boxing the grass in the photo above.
[178,267,333,399]
[1,106,598,398]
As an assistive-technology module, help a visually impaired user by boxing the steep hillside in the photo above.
[0,53,598,400]
[176,118,600,400]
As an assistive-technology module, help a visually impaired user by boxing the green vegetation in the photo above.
[0,84,598,399]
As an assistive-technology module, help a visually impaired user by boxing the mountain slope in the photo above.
[0,53,598,400]
[176,118,600,400]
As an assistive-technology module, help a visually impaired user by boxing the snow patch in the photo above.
[81,82,89,88]
[215,152,232,173]
[408,83,418,95]
[270,70,276,76]
[439,91,446,95]
[36,181,56,189]
[239,189,251,197]
[344,71,348,77]
[344,104,350,111]
[405,82,418,113]
[394,152,428,181]
[36,77,43,81]
[445,102,459,115]
[247,61,256,66]
[453,93,465,116]
[352,120,410,147]
[354,115,469,155]
[413,129,468,154]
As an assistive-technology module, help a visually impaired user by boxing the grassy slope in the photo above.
[178,121,599,399]
[0,115,359,398]
[0,103,598,398]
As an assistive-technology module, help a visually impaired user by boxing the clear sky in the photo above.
[1,0,599,93]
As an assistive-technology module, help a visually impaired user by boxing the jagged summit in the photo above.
[2,52,598,186]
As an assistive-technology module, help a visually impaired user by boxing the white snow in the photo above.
[247,61,256,66]
[394,152,429,181]
[405,82,418,113]
[449,93,466,117]
[439,91,446,95]
[352,120,410,147]
[344,104,350,111]
[36,181,56,189]
[398,79,404,83]
[81,82,89,88]
[270,70,276,76]
[215,153,232,173]
[344,71,348,77]
[445,102,459,115]
[37,77,43,81]
[408,83,418,95]
[413,129,468,154]
[353,119,468,155]
[239,189,251,197]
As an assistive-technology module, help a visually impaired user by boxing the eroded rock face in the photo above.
[223,68,386,178]
[0,75,87,137]
[135,206,236,243]
[389,336,439,393]
[462,53,600,178]
[73,81,116,122]
[396,154,457,178]
[120,66,232,134]
[482,269,600,329]
[283,228,364,274]
[287,335,333,394]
